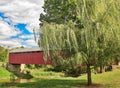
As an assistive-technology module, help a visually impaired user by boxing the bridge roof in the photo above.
[10,47,42,53]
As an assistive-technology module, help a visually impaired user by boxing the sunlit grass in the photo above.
[92,69,120,87]
[0,66,120,88]
[31,68,64,78]
[0,67,11,78]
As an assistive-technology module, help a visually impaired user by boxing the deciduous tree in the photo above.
[39,0,120,85]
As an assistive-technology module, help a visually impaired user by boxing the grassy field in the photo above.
[0,66,120,88]
[0,67,11,79]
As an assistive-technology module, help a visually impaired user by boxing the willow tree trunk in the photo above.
[87,64,92,86]
[100,65,105,73]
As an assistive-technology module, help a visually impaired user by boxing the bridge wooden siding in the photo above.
[9,48,52,65]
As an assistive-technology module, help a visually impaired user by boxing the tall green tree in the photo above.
[39,0,83,28]
[0,46,8,62]
[39,0,120,85]
[40,0,76,24]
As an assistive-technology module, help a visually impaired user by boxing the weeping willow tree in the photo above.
[40,22,80,67]
[39,0,120,86]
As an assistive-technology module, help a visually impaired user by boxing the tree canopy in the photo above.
[0,46,8,62]
[40,0,77,24]
[39,0,120,85]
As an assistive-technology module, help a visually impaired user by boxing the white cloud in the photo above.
[22,39,38,48]
[0,19,20,37]
[0,0,44,48]
[19,34,40,48]
[0,19,22,47]
[19,34,34,39]
[0,0,44,32]
[0,38,22,48]
[0,20,38,47]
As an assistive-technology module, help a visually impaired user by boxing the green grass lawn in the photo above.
[0,67,120,88]
[30,68,64,78]
[0,67,11,78]
[92,69,120,87]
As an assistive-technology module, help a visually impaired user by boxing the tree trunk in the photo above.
[100,65,105,73]
[87,64,92,86]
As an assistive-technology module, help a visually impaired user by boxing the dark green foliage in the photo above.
[39,0,83,28]
[40,0,76,24]
[0,46,8,62]
[65,65,87,77]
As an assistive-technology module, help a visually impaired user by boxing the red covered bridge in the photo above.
[9,48,52,65]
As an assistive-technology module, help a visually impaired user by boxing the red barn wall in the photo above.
[9,52,52,65]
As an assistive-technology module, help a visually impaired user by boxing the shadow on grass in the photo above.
[0,78,87,88]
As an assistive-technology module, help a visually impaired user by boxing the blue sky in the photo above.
[0,0,44,48]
